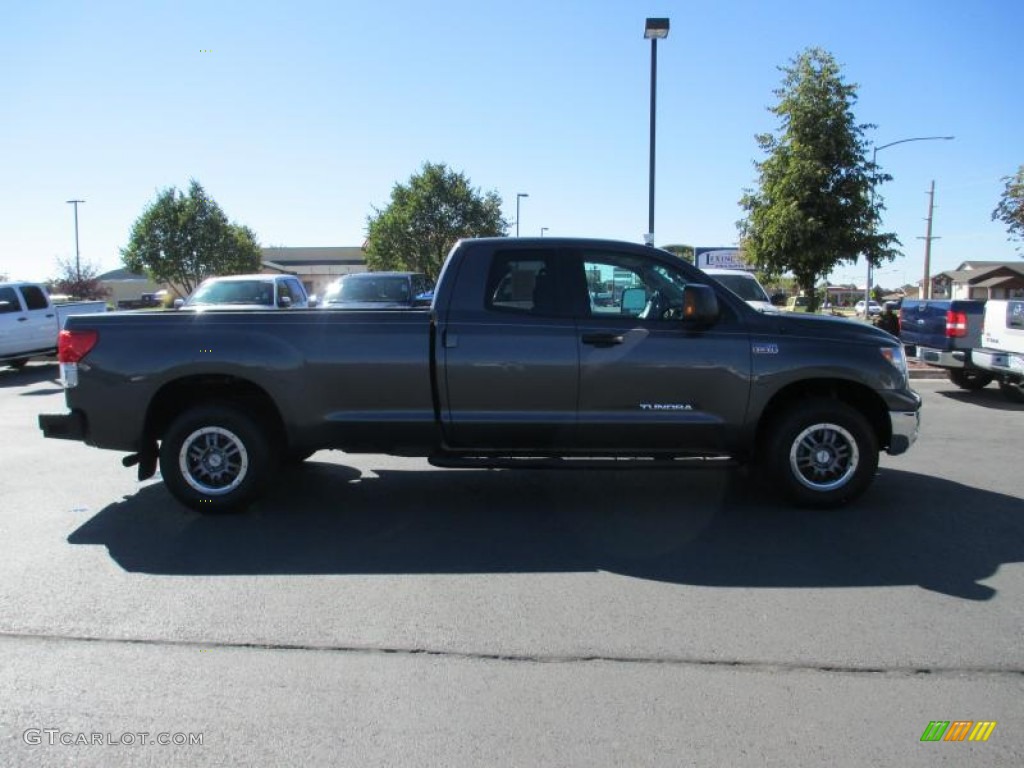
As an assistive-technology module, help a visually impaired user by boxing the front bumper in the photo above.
[39,412,87,442]
[887,407,920,456]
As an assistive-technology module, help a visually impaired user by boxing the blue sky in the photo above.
[1,0,1021,287]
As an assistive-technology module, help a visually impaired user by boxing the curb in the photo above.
[908,368,948,380]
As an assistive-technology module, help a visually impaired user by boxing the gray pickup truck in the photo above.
[40,238,920,512]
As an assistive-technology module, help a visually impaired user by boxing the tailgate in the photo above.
[899,304,951,348]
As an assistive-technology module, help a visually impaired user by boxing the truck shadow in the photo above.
[67,463,1022,601]
[0,361,58,389]
[936,387,1024,411]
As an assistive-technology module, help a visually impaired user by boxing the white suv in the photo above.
[702,268,777,313]
[177,274,310,310]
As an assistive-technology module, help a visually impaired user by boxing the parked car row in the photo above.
[899,297,1024,402]
[177,272,435,311]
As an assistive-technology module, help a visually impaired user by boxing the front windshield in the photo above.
[325,275,412,304]
[711,273,770,303]
[187,280,275,306]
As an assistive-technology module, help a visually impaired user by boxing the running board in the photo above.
[427,455,740,471]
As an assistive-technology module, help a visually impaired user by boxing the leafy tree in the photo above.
[661,244,694,264]
[992,165,1024,252]
[365,162,508,279]
[738,48,899,311]
[49,257,109,300]
[121,180,262,296]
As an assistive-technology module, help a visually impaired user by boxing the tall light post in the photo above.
[66,199,85,283]
[540,227,549,237]
[865,136,954,309]
[643,17,669,246]
[516,192,529,237]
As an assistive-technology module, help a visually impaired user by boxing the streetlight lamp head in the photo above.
[644,18,669,39]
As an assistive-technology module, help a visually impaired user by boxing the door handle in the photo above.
[17,317,28,322]
[581,333,624,347]
[46,314,55,318]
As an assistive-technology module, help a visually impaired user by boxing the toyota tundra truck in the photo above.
[39,238,920,512]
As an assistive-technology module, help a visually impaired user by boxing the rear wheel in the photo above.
[7,358,30,370]
[999,381,1024,404]
[159,404,277,513]
[948,368,994,390]
[764,398,879,509]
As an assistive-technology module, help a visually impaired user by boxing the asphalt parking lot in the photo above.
[1,361,1022,766]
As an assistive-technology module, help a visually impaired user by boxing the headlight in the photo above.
[880,345,908,382]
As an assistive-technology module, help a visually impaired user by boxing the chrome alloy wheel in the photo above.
[788,422,860,492]
[178,426,250,495]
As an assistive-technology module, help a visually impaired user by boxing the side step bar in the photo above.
[427,455,740,471]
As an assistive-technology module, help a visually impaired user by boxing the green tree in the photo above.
[661,244,694,264]
[365,162,508,279]
[992,165,1024,252]
[738,48,899,311]
[121,180,262,296]
[49,257,109,300]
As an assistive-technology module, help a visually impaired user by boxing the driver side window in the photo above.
[580,251,690,321]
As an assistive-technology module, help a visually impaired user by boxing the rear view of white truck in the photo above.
[972,299,1024,402]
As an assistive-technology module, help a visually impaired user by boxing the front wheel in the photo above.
[948,368,994,390]
[763,398,879,509]
[159,404,277,513]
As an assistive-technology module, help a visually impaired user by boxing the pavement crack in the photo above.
[2,630,1022,678]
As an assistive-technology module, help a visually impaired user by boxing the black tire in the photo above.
[159,403,277,513]
[7,358,30,370]
[763,398,879,509]
[948,368,994,390]
[999,381,1024,404]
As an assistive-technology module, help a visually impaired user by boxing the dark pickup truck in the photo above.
[40,238,920,512]
[898,299,992,389]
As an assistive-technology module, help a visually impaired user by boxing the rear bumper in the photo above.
[39,412,86,441]
[915,346,967,369]
[973,348,1024,378]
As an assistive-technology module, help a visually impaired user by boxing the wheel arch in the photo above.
[144,375,289,449]
[756,378,891,454]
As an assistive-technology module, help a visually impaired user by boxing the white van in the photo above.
[702,269,777,313]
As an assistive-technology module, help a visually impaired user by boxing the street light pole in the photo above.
[540,227,549,237]
[644,18,669,246]
[516,193,529,237]
[865,135,953,309]
[66,199,85,283]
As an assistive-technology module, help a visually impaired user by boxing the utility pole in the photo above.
[66,199,85,283]
[917,181,938,300]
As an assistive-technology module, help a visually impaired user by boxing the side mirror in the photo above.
[681,285,719,324]
[173,298,184,310]
[277,295,292,309]
[621,287,647,315]
[770,292,787,306]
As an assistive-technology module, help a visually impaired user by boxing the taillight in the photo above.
[945,310,967,338]
[58,329,99,363]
